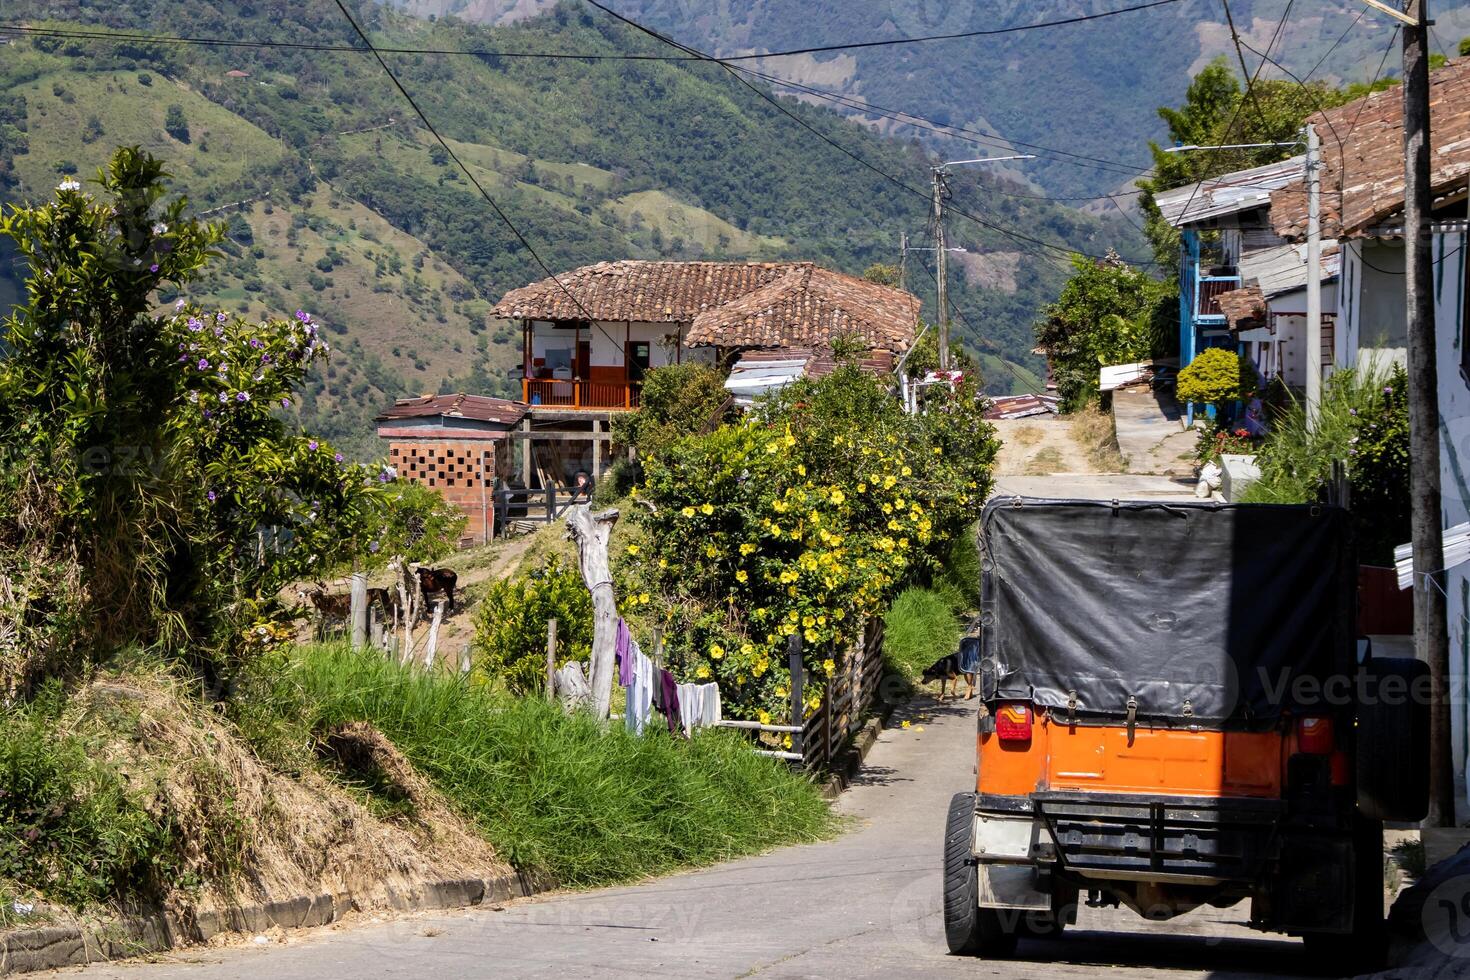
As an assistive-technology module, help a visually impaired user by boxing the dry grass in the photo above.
[70,669,506,923]
[1023,447,1066,475]
[1009,425,1044,448]
[1070,405,1128,472]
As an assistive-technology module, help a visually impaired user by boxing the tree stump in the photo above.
[565,503,620,719]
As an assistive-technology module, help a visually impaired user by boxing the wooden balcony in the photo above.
[522,377,642,410]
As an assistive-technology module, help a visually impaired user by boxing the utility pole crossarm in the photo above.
[1354,0,1419,26]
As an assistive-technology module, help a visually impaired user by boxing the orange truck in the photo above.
[944,499,1428,969]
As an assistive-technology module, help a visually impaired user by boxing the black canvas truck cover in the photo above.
[979,499,1356,729]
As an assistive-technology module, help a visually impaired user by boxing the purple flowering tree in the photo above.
[0,147,386,685]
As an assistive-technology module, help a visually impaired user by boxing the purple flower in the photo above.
[260,353,272,364]
[334,452,344,463]
[377,471,391,483]
[174,298,187,311]
[197,358,209,370]
[295,310,311,323]
[236,391,250,403]
[207,490,217,502]
[1384,386,1394,395]
[1349,408,1357,416]
[216,312,227,323]
[309,440,319,451]
[177,354,188,363]
[218,392,229,403]
[149,263,159,273]
[202,409,213,419]
[187,317,203,332]
[249,338,262,349]
[281,397,291,408]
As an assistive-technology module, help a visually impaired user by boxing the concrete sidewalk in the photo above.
[1112,387,1197,477]
[993,473,1196,500]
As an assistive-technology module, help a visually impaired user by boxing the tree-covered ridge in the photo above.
[1,1,1136,449]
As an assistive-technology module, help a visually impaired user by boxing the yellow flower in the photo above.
[783,734,793,749]
[697,664,711,679]
[735,569,748,583]
[883,475,897,489]
[740,643,755,656]
[766,442,780,454]
[817,615,827,626]
[710,643,725,659]
[705,544,718,557]
[933,446,943,455]
[736,674,746,685]
[796,463,807,477]
[776,685,789,699]
[802,615,815,627]
[901,720,911,729]
[753,657,769,676]
[857,483,867,493]
[804,628,819,643]
[659,558,668,568]
[625,544,640,555]
[638,592,650,604]
[823,658,836,675]
[829,488,845,505]
[758,710,771,725]
[787,610,800,622]
[770,525,782,538]
[700,502,714,515]
[784,433,796,448]
[681,506,696,517]
[901,465,913,477]
[740,542,756,556]
[834,608,845,620]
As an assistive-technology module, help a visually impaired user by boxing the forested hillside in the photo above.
[1,1,1141,454]
[409,0,1470,198]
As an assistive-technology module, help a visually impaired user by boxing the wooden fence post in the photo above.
[423,599,446,669]
[349,572,368,649]
[545,617,558,702]
[788,634,804,763]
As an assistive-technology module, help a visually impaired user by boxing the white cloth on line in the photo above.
[675,681,722,736]
[624,641,655,735]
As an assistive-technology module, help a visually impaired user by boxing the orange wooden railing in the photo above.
[522,378,642,409]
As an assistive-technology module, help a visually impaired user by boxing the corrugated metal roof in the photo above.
[1237,241,1341,298]
[983,394,1059,420]
[1155,155,1306,229]
[723,347,896,404]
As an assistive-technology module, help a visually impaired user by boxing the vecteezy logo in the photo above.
[1144,610,1178,632]
[889,0,974,41]
[1424,873,1470,959]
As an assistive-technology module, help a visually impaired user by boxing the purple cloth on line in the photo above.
[615,618,634,686]
[657,668,682,736]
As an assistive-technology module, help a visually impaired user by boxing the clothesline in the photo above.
[615,617,722,737]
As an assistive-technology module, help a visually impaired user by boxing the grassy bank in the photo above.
[243,644,836,887]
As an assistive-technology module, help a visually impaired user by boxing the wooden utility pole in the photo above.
[932,169,951,372]
[1304,123,1323,424]
[1400,0,1455,826]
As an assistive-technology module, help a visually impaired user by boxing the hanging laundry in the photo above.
[624,641,654,735]
[674,682,723,737]
[653,668,682,736]
[615,618,634,687]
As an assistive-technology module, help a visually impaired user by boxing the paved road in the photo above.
[76,694,1315,980]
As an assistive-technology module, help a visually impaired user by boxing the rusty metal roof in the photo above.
[983,394,1059,420]
[1273,58,1470,240]
[375,393,526,426]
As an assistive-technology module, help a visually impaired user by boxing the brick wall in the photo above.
[387,439,497,543]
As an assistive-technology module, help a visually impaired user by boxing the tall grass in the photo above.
[884,586,963,677]
[263,645,834,887]
[1240,364,1389,504]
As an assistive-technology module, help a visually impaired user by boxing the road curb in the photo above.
[818,704,893,800]
[0,870,548,977]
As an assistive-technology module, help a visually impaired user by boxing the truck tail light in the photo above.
[995,703,1033,743]
[1297,716,1334,755]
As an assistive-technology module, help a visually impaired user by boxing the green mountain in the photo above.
[1,1,1141,454]
[408,0,1470,198]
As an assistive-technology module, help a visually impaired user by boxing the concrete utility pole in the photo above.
[899,231,909,294]
[931,170,950,372]
[1305,123,1323,425]
[1400,0,1455,826]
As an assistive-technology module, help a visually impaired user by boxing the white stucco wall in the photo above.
[526,320,689,371]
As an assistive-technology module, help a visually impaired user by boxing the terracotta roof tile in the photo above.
[1216,286,1268,332]
[493,260,918,353]
[685,265,918,352]
[1273,58,1470,239]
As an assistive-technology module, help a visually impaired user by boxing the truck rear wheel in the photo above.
[943,792,1019,958]
[1301,814,1386,971]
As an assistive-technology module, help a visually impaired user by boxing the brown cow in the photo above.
[414,566,457,612]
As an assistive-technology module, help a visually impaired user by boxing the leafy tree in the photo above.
[0,148,387,688]
[472,557,591,695]
[1033,253,1176,410]
[1175,347,1257,410]
[163,104,190,143]
[610,363,731,466]
[1136,59,1373,269]
[625,367,997,722]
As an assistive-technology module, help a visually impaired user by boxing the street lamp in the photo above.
[931,154,1036,371]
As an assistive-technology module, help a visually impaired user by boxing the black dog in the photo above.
[922,653,975,702]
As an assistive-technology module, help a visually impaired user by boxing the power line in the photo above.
[324,0,594,321]
[914,255,1048,396]
[0,1,1189,63]
[580,0,1153,268]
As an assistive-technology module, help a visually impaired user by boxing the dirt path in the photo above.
[991,416,1099,476]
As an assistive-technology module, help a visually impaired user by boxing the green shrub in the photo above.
[884,587,962,677]
[610,363,731,465]
[0,689,173,909]
[472,558,592,695]
[1176,347,1257,408]
[277,644,833,885]
[361,480,467,568]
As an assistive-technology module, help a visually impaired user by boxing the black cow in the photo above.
[414,566,457,612]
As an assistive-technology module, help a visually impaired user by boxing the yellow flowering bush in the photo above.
[627,366,997,720]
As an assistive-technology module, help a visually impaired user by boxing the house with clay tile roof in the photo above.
[492,260,918,412]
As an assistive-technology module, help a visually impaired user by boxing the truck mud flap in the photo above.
[1031,792,1283,884]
